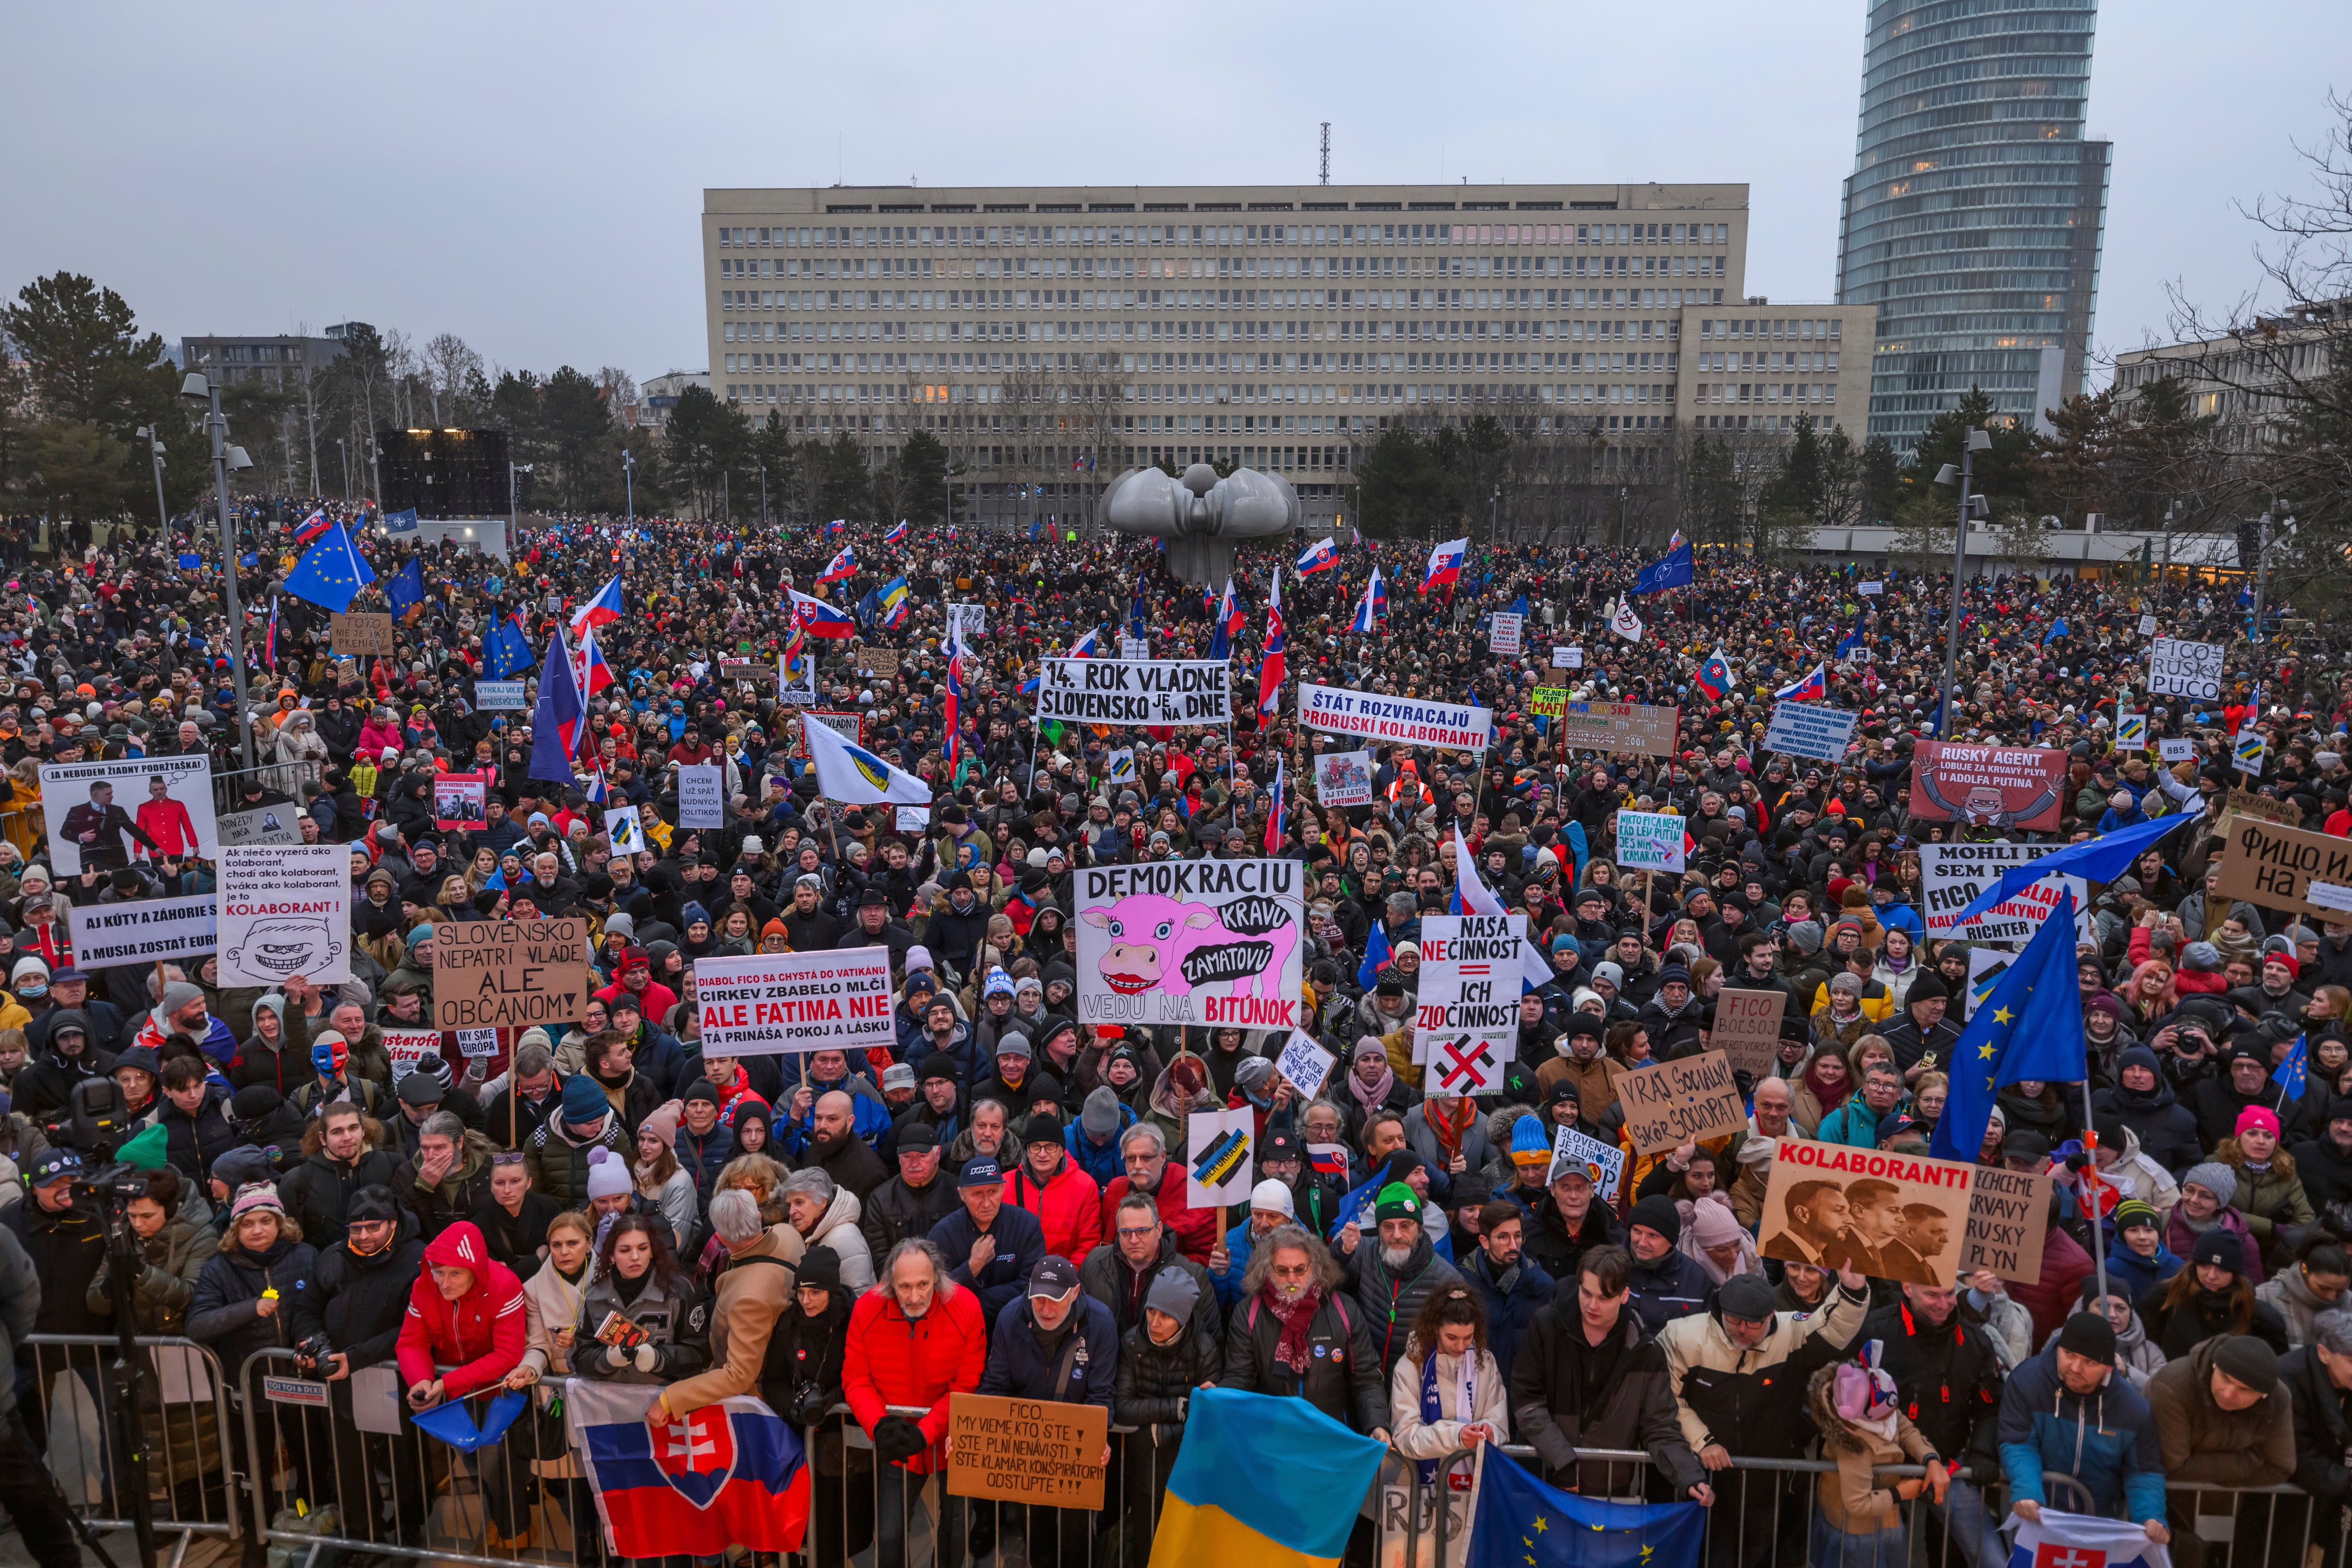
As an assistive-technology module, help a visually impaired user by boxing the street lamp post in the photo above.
[135,425,168,535]
[759,464,768,530]
[1932,426,1994,740]
[509,462,533,547]
[622,449,635,529]
[336,438,349,503]
[181,374,258,771]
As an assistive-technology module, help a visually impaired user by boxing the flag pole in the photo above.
[2083,1077,2108,1308]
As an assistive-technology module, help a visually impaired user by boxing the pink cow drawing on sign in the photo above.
[1080,893,1296,1000]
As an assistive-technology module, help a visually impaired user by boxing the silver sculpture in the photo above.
[1100,462,1300,586]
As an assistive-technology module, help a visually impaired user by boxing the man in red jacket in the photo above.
[1003,1113,1103,1265]
[844,1238,987,1568]
[1099,1122,1216,1264]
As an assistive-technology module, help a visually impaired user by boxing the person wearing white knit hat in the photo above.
[1205,1179,1298,1310]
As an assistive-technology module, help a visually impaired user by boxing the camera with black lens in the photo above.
[66,1078,149,1201]
[294,1333,333,1375]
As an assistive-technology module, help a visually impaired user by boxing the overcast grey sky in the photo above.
[4,2,2342,389]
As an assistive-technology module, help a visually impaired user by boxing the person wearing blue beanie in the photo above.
[560,1073,611,1128]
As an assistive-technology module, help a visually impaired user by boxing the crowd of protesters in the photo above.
[0,493,2346,1568]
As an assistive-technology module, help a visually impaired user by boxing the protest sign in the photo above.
[216,804,303,848]
[1185,1106,1256,1207]
[1763,701,1859,764]
[2158,737,2196,763]
[1917,843,2096,948]
[218,846,350,987]
[854,646,901,678]
[690,949,895,1056]
[1075,860,1303,1030]
[1606,1050,1747,1156]
[1551,645,1584,669]
[1035,658,1231,726]
[329,612,395,656]
[1313,748,1376,807]
[2234,732,2267,776]
[606,808,645,855]
[1274,1030,1334,1101]
[1488,612,1523,655]
[2138,613,2160,636]
[1964,949,2012,1023]
[2212,815,2352,925]
[677,764,724,829]
[1298,683,1492,752]
[66,895,216,970]
[895,805,929,832]
[945,1393,1107,1512]
[1552,700,1679,757]
[1960,1163,2053,1284]
[1545,1126,1625,1202]
[2114,712,2146,751]
[1757,1138,1972,1285]
[2148,637,2224,700]
[381,1029,445,1081]
[788,710,864,757]
[1104,748,1137,786]
[474,681,528,711]
[2222,787,2300,832]
[1412,914,1520,1094]
[944,602,987,643]
[1859,581,1883,596]
[1613,810,1686,872]
[1907,740,2070,833]
[434,774,488,831]
[40,755,217,875]
[1529,687,1567,718]
[433,918,591,1032]
[1119,636,1149,661]
[455,1028,501,1060]
[1711,986,1788,1078]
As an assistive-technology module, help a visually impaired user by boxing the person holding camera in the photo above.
[2,1148,108,1471]
[0,1220,78,1568]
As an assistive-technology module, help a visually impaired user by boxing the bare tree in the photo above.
[423,333,485,429]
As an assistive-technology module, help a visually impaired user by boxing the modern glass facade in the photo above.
[1835,0,2111,454]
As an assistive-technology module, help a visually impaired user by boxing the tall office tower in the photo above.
[1835,1,2111,454]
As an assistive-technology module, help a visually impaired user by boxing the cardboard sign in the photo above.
[2148,637,2223,700]
[1551,645,1584,669]
[1274,1030,1334,1101]
[1551,700,1678,757]
[1907,741,2071,833]
[1757,1138,1973,1286]
[1605,1050,1747,1156]
[1074,860,1304,1030]
[330,612,396,656]
[40,754,218,876]
[434,773,488,831]
[1035,658,1232,726]
[690,949,896,1056]
[2212,815,2352,925]
[474,680,528,711]
[381,1029,445,1081]
[66,895,217,971]
[1185,1106,1256,1206]
[1298,682,1492,752]
[1544,1126,1624,1202]
[944,1393,1106,1512]
[1313,748,1376,807]
[1763,700,1859,764]
[1488,612,1523,655]
[217,804,303,848]
[1710,987,1787,1079]
[855,646,901,678]
[432,918,590,1032]
[1614,810,1686,872]
[1960,1163,2053,1284]
[677,764,724,829]
[2222,787,2300,831]
[217,845,350,987]
[1412,914,1520,1077]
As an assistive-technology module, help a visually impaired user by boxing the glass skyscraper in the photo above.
[1835,0,2111,454]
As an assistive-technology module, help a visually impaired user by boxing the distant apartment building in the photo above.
[179,333,344,389]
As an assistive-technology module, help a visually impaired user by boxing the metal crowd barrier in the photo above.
[209,757,326,817]
[20,1333,243,1558]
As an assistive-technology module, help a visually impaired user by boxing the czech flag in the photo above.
[1295,536,1338,577]
[1423,536,1467,593]
[1207,578,1243,661]
[567,1381,808,1558]
[1258,572,1285,720]
[1067,626,1102,659]
[1692,647,1734,702]
[1349,566,1387,633]
[293,509,332,548]
[817,545,857,583]
[1775,662,1828,702]
[1262,756,1287,855]
[884,520,909,546]
[788,587,855,638]
[570,573,625,638]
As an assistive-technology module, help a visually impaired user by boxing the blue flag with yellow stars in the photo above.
[282,519,375,614]
[1927,889,2088,1165]
[1466,1448,1704,1568]
[386,556,425,621]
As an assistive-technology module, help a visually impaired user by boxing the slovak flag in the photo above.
[788,587,855,638]
[1423,536,1468,593]
[1692,647,1735,701]
[818,545,857,583]
[573,625,615,706]
[2004,1505,2170,1568]
[884,520,909,546]
[1263,755,1287,854]
[293,510,331,547]
[1350,567,1387,633]
[1067,626,1101,659]
[1207,578,1243,661]
[570,573,625,638]
[1776,662,1829,701]
[566,1380,809,1557]
[1295,536,1338,577]
[824,518,847,537]
[1258,572,1285,721]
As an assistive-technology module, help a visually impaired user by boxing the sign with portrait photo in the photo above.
[1756,1137,1973,1286]
[1312,748,1376,808]
[40,755,218,876]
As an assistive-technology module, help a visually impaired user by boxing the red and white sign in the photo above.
[691,949,895,1057]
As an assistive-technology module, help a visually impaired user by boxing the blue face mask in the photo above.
[17,983,44,1001]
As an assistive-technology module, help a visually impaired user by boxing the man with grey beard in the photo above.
[1339,1181,1463,1379]
[1217,1224,1387,1437]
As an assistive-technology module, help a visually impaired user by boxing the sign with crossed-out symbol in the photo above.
[1435,1036,1504,1094]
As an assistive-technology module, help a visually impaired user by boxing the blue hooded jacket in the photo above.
[1997,1339,2166,1523]
[2103,1237,2183,1305]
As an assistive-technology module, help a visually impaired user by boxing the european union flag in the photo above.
[2043,617,2070,646]
[1357,920,1392,991]
[177,553,201,570]
[488,615,535,681]
[1630,537,1693,595]
[282,520,374,614]
[1465,1449,1705,1568]
[2275,1035,2308,1098]
[387,557,424,620]
[1927,889,2088,1164]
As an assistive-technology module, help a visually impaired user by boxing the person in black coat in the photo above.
[1113,1267,1225,1540]
[1217,1223,1387,1436]
[156,1060,238,1181]
[768,1246,866,1558]
[929,1156,1050,1327]
[2281,1320,2352,1568]
[287,1188,429,1547]
[2093,1045,2205,1176]
[1519,1168,1627,1284]
[2293,1097,2352,1213]
[2190,1043,2303,1154]
[1623,1196,1716,1338]
[1459,1199,1555,1386]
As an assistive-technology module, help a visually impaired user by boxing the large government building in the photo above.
[702,182,1875,522]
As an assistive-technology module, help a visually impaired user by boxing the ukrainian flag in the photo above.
[1147,1388,1385,1568]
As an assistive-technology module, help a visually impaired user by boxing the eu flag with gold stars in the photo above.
[1927,887,2087,1165]
[282,519,375,614]
[1466,1448,1704,1568]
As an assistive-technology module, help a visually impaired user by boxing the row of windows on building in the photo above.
[712,219,1733,250]
[716,253,1729,284]
[717,378,1832,414]
[718,314,1720,355]
[720,347,1705,378]
[720,287,1731,319]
